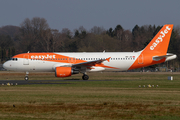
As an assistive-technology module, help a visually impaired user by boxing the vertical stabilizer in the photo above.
[143,24,173,54]
[128,24,174,70]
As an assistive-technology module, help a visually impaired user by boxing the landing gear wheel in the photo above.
[82,74,89,80]
[25,76,29,81]
[25,72,29,81]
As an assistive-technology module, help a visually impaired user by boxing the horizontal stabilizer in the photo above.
[153,53,177,61]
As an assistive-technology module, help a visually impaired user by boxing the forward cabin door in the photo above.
[23,55,29,65]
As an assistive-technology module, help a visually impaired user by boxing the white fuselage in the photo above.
[3,52,141,72]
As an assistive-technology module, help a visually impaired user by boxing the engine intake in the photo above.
[55,67,79,77]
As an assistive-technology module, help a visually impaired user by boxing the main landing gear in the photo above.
[82,74,89,80]
[23,72,89,81]
[24,72,29,81]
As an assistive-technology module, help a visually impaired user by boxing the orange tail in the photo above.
[129,24,174,70]
[143,24,173,54]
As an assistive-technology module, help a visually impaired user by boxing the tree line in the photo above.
[0,17,179,70]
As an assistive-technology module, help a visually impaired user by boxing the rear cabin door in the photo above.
[138,54,143,64]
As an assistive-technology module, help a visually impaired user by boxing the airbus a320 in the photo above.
[3,24,177,80]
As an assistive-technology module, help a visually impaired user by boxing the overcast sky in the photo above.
[0,0,180,31]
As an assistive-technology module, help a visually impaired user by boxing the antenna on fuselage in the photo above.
[103,50,105,53]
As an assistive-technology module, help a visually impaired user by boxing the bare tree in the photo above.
[20,17,51,52]
[90,26,106,35]
[78,26,86,33]
[39,28,52,52]
[61,28,72,38]
[121,30,133,52]
[51,29,62,52]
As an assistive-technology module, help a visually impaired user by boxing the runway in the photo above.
[0,79,120,85]
[0,80,77,85]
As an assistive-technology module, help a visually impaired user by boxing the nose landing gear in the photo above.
[25,76,29,81]
[25,72,29,81]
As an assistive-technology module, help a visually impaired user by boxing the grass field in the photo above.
[0,72,180,120]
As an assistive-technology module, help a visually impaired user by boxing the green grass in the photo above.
[0,72,180,119]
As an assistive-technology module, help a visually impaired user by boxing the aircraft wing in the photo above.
[72,57,111,67]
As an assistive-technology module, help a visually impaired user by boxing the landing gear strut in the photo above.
[82,74,89,80]
[25,72,29,81]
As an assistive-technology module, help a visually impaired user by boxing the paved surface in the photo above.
[0,80,77,85]
[0,79,120,85]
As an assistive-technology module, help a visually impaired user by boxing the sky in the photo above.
[0,0,180,32]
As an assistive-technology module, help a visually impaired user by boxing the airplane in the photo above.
[3,24,177,81]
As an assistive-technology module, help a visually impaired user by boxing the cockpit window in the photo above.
[11,58,18,61]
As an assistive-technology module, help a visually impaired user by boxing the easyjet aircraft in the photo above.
[3,24,177,80]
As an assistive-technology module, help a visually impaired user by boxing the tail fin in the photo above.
[143,24,173,54]
[128,24,174,70]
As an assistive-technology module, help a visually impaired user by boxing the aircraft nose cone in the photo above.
[3,62,8,70]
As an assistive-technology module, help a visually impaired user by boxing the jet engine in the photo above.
[55,67,79,77]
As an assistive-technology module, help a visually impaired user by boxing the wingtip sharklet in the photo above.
[106,57,111,62]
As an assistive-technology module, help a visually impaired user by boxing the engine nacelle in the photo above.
[55,67,79,77]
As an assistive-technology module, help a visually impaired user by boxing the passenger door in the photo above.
[23,55,29,65]
[138,54,143,64]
